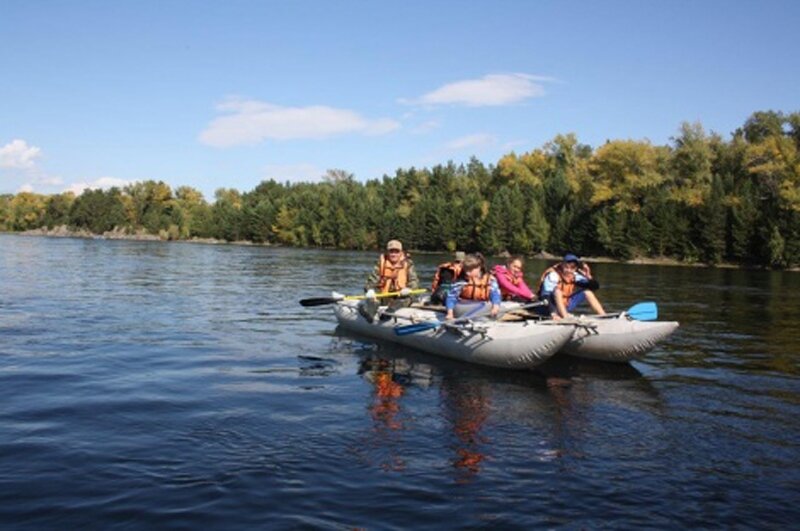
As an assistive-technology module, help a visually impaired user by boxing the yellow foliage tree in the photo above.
[745,135,800,211]
[9,192,47,230]
[589,140,666,211]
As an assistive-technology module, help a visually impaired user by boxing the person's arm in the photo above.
[431,266,441,291]
[365,261,381,292]
[575,266,600,291]
[540,271,558,301]
[406,261,420,289]
[517,279,534,300]
[493,266,532,300]
[493,266,514,297]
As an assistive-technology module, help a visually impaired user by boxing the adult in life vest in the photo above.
[445,253,502,320]
[537,253,605,319]
[430,251,466,305]
[361,240,420,320]
[492,255,535,302]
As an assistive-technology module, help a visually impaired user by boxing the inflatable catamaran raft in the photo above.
[320,292,678,367]
[332,299,573,369]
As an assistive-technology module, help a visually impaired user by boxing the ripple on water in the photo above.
[1,236,800,528]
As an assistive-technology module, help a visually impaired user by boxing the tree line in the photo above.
[1,110,799,268]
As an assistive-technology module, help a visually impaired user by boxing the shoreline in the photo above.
[6,227,797,272]
[12,225,259,247]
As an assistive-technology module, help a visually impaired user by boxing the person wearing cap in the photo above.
[492,255,535,302]
[445,253,502,320]
[364,239,419,298]
[537,253,605,319]
[429,251,466,305]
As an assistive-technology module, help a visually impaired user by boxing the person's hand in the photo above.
[399,287,411,296]
[365,289,376,300]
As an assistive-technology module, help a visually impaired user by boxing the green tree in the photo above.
[697,175,727,264]
[42,192,75,228]
[69,188,126,233]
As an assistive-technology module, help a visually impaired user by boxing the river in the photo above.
[1,234,798,528]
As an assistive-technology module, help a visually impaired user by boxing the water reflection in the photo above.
[356,351,494,479]
[334,326,667,484]
[356,356,409,472]
[439,377,490,479]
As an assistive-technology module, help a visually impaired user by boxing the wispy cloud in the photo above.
[65,177,130,196]
[199,98,400,147]
[16,175,64,194]
[411,120,441,134]
[444,133,497,151]
[502,139,530,151]
[1,139,42,169]
[401,73,552,107]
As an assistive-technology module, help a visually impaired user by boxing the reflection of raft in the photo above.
[559,312,679,362]
[333,300,573,370]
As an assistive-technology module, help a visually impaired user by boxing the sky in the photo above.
[1,0,798,201]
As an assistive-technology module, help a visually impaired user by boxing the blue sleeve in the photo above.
[541,271,559,295]
[489,278,502,305]
[445,281,464,310]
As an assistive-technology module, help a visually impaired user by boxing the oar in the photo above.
[394,303,488,336]
[394,301,546,336]
[596,301,658,321]
[299,289,427,307]
[626,301,658,321]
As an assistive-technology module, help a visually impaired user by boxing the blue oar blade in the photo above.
[627,301,658,321]
[394,321,440,336]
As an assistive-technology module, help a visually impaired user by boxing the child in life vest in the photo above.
[492,256,535,302]
[538,253,604,319]
[445,253,501,320]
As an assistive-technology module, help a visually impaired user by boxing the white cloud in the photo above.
[402,73,551,107]
[502,139,530,151]
[444,133,497,151]
[0,139,42,169]
[262,163,324,183]
[64,177,130,196]
[199,98,400,147]
[412,120,441,134]
[17,183,34,193]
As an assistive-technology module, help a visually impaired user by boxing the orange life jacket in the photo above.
[537,263,591,306]
[378,253,409,292]
[460,273,492,301]
[431,261,463,291]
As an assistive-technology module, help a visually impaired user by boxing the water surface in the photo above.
[1,234,798,528]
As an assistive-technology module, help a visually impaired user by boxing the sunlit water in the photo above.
[1,234,798,528]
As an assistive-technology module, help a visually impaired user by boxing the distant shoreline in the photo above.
[5,227,797,272]
[12,225,253,247]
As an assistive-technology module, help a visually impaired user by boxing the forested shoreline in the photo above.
[2,111,799,268]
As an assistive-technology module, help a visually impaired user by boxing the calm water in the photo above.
[1,234,799,529]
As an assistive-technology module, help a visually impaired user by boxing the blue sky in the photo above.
[1,0,798,201]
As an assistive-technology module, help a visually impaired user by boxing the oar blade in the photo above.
[627,301,658,321]
[394,321,440,336]
[299,297,338,307]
